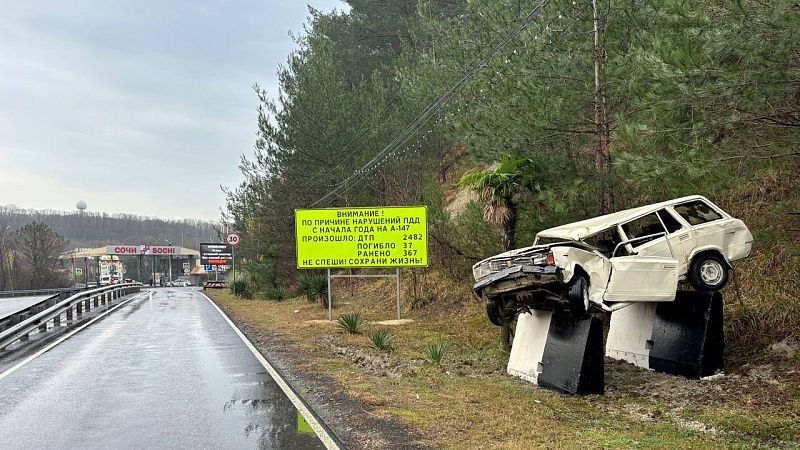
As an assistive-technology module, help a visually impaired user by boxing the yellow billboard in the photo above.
[295,206,427,268]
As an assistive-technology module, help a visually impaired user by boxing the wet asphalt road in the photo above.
[0,288,327,450]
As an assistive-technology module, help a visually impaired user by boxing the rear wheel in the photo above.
[567,275,590,318]
[689,253,729,291]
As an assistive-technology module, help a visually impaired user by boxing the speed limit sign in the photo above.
[225,232,241,246]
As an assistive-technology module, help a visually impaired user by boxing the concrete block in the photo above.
[606,291,724,379]
[508,310,604,395]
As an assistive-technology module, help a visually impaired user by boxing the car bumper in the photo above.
[473,264,561,297]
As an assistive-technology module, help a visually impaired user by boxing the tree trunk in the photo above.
[501,198,517,252]
[499,197,518,350]
[592,0,614,214]
[500,322,513,351]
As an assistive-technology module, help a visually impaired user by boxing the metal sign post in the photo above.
[327,268,332,321]
[225,232,241,285]
[297,206,426,322]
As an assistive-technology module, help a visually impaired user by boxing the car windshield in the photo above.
[580,227,624,257]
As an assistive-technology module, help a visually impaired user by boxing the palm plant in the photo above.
[460,154,539,350]
[369,331,395,352]
[338,313,364,334]
[459,155,535,251]
[425,341,445,365]
[298,274,329,308]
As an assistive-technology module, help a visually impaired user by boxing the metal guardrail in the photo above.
[0,283,141,350]
[0,288,77,299]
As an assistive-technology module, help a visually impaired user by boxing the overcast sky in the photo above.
[0,0,344,220]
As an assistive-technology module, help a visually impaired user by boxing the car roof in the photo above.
[536,195,711,241]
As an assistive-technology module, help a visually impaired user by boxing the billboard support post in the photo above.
[297,206,425,322]
[327,268,332,321]
[396,268,400,320]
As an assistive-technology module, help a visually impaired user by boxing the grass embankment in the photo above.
[208,274,799,449]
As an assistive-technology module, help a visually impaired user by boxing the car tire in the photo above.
[689,253,729,291]
[567,275,590,318]
[486,297,504,326]
[486,296,518,326]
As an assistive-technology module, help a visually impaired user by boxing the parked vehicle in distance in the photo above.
[203,281,226,290]
[99,276,111,286]
[169,280,190,287]
[472,195,753,326]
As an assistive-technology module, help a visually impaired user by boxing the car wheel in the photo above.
[567,275,589,318]
[486,297,504,326]
[689,253,729,291]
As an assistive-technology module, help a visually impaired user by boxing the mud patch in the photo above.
[327,336,417,378]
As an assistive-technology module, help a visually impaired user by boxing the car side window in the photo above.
[657,209,683,233]
[674,200,723,226]
[621,213,666,248]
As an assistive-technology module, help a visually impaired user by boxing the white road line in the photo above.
[199,292,341,450]
[0,291,147,382]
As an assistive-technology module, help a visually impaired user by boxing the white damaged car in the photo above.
[472,195,753,325]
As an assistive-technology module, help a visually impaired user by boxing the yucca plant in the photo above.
[266,287,287,301]
[229,280,251,298]
[425,341,445,365]
[370,331,395,352]
[338,313,364,334]
[298,274,329,308]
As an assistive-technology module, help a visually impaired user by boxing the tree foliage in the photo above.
[226,0,799,292]
[12,222,68,289]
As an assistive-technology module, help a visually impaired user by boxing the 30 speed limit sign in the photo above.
[225,232,241,246]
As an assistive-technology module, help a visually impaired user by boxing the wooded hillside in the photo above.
[0,205,219,249]
[225,0,799,355]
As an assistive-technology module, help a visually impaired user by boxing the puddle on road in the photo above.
[222,393,326,448]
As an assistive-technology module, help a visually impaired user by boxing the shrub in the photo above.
[338,313,364,334]
[425,341,445,365]
[230,280,252,299]
[266,287,287,301]
[298,274,329,308]
[370,331,395,352]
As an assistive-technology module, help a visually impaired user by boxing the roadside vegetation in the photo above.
[209,288,799,448]
[219,0,799,446]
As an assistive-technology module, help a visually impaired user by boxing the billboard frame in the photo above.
[294,205,428,269]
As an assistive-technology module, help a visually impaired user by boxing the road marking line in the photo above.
[0,291,146,382]
[199,292,341,450]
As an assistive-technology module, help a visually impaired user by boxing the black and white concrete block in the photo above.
[508,309,604,395]
[606,291,724,378]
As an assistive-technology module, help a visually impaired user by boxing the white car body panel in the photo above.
[551,247,610,304]
[473,195,752,308]
[604,255,679,302]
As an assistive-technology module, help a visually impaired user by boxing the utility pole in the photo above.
[592,0,613,214]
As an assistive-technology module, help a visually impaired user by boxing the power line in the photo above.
[311,0,553,207]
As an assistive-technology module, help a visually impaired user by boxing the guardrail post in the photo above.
[76,302,83,316]
[93,295,99,307]
[38,321,47,332]
[66,306,73,320]
[53,312,60,326]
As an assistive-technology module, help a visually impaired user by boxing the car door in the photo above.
[603,255,679,302]
[606,213,679,302]
[657,208,695,274]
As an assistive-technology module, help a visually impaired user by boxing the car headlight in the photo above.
[473,263,494,281]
